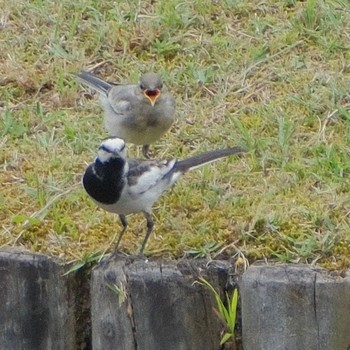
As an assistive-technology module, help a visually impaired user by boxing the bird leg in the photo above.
[139,212,154,254]
[113,214,128,253]
[142,144,151,159]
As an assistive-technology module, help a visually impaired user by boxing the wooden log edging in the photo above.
[1,248,350,350]
[91,258,232,350]
[241,264,350,350]
[0,249,81,350]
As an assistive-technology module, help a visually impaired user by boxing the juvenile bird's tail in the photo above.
[174,146,245,173]
[76,71,113,96]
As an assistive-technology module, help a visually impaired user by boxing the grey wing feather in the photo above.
[76,71,113,96]
[126,159,176,195]
[106,85,137,115]
[126,160,158,186]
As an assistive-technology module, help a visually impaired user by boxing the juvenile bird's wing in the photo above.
[76,71,113,96]
[77,71,137,116]
[106,84,140,116]
[126,159,177,196]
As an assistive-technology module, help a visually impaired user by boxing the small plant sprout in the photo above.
[63,252,103,276]
[106,282,128,305]
[184,241,224,259]
[196,277,238,347]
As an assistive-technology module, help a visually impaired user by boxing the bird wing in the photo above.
[107,84,139,116]
[76,71,113,96]
[126,159,177,196]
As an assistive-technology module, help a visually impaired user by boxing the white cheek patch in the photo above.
[97,138,127,163]
[97,149,113,163]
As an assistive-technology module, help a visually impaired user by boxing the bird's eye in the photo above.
[99,144,112,153]
[139,83,146,90]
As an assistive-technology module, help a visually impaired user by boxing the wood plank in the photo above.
[0,249,80,350]
[91,257,230,350]
[241,264,350,350]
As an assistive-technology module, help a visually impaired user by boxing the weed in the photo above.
[197,277,238,347]
[185,241,223,259]
[63,251,103,276]
[106,282,128,305]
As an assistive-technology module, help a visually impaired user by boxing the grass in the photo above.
[197,277,238,347]
[1,0,350,269]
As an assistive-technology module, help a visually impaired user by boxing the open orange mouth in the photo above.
[144,89,160,106]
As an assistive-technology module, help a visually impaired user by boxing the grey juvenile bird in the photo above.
[76,71,176,158]
[82,137,244,254]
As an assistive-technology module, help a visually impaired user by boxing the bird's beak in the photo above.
[144,89,161,106]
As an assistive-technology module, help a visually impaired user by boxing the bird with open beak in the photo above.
[76,71,176,158]
[140,73,162,107]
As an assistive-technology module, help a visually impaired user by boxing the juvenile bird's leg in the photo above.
[139,212,154,254]
[142,144,151,159]
[113,214,128,252]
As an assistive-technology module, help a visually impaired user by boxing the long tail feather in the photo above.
[174,146,245,173]
[76,71,112,95]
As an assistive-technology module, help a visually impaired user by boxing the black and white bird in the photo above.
[76,71,176,158]
[82,137,244,254]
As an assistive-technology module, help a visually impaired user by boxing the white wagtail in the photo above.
[82,137,244,254]
[76,71,176,158]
